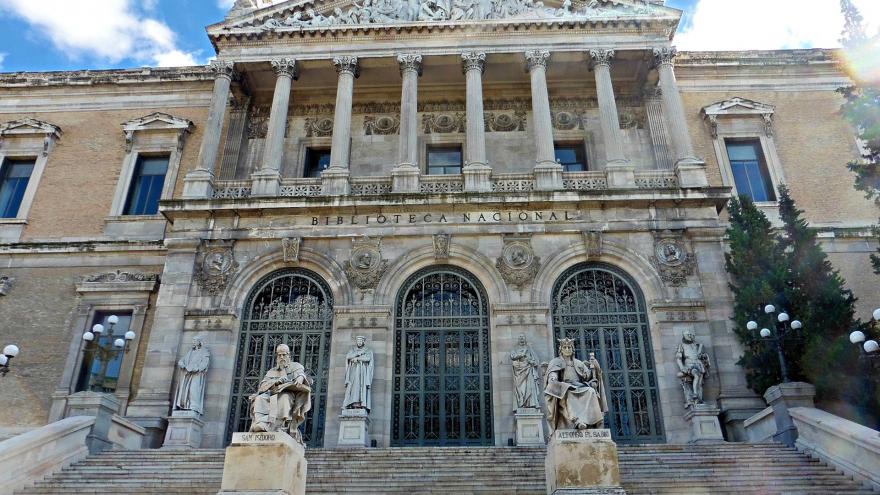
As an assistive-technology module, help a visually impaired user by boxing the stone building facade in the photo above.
[0,0,876,449]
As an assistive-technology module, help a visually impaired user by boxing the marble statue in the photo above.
[173,336,210,414]
[509,334,542,410]
[675,330,711,408]
[343,336,374,412]
[544,338,608,431]
[249,344,313,441]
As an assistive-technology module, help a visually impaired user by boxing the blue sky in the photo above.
[0,0,876,73]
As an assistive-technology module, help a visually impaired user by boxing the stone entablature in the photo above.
[0,66,215,88]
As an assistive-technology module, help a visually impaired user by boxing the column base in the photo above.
[764,382,816,447]
[391,163,420,193]
[605,162,635,189]
[463,163,492,192]
[674,157,709,188]
[545,429,624,495]
[162,410,204,449]
[337,408,370,447]
[514,407,546,446]
[534,161,564,191]
[684,404,725,444]
[321,167,351,196]
[218,432,307,495]
[251,169,282,197]
[182,168,216,199]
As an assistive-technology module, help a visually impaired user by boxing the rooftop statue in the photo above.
[249,344,313,443]
[544,338,608,431]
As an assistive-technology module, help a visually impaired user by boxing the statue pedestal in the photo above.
[337,408,370,447]
[684,404,725,444]
[162,410,204,449]
[514,408,546,446]
[545,429,625,495]
[217,432,306,495]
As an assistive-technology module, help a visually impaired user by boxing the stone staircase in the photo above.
[14,443,877,495]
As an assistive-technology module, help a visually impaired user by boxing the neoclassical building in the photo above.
[0,0,876,451]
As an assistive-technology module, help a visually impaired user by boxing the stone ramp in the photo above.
[14,443,877,494]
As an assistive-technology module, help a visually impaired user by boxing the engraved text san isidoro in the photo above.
[311,210,578,226]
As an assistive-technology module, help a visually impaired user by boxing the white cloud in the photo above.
[0,0,199,67]
[0,53,5,70]
[676,0,880,51]
[217,0,284,10]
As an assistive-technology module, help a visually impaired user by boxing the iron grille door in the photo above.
[226,269,333,447]
[551,263,665,444]
[392,266,493,446]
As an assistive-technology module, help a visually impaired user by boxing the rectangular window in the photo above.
[426,145,463,175]
[304,148,332,178]
[75,312,133,393]
[725,139,775,202]
[0,158,36,218]
[124,155,169,215]
[554,143,588,172]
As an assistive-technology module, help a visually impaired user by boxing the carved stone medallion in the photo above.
[650,231,695,287]
[364,114,400,135]
[433,233,450,259]
[282,237,302,263]
[196,241,239,296]
[344,237,388,290]
[422,113,465,134]
[583,230,603,259]
[304,117,334,137]
[484,110,526,132]
[496,236,540,289]
[0,276,14,296]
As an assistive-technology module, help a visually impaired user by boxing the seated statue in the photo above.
[249,344,313,442]
[544,338,608,431]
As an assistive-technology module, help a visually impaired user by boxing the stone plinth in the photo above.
[218,432,306,495]
[463,163,492,192]
[321,168,351,196]
[337,408,370,447]
[250,169,282,197]
[64,391,120,454]
[514,408,546,446]
[391,164,420,193]
[162,410,204,449]
[764,381,815,447]
[545,429,625,495]
[684,404,725,444]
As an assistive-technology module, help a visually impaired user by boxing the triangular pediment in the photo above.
[211,0,680,35]
[122,113,194,133]
[0,118,63,138]
[701,97,775,117]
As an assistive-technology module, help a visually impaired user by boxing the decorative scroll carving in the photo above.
[419,100,465,112]
[364,114,400,135]
[422,112,466,134]
[650,230,695,287]
[208,60,235,79]
[653,47,677,67]
[589,48,615,67]
[196,241,239,296]
[246,106,270,139]
[282,237,302,263]
[271,58,297,78]
[433,233,450,259]
[525,50,551,71]
[461,52,486,73]
[397,53,423,75]
[496,236,541,288]
[333,56,360,76]
[484,110,526,132]
[618,108,646,129]
[0,276,14,296]
[344,237,388,290]
[304,117,334,137]
[85,270,159,283]
[551,110,586,130]
[583,230,602,258]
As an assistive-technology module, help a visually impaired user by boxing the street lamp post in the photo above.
[849,307,880,366]
[80,315,136,391]
[0,344,20,377]
[747,304,804,383]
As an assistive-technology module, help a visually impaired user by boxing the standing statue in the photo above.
[544,338,608,431]
[173,336,210,414]
[343,336,374,412]
[675,330,711,408]
[509,334,542,410]
[249,344,313,442]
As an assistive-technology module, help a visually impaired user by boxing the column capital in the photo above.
[208,60,235,80]
[461,52,486,74]
[589,49,615,69]
[397,54,423,76]
[525,50,550,72]
[333,56,360,77]
[270,58,298,79]
[652,47,678,68]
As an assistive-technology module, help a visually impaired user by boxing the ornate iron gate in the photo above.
[551,263,665,443]
[392,266,493,446]
[225,268,333,446]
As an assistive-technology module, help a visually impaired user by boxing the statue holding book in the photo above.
[249,344,313,442]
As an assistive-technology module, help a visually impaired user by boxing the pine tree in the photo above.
[840,0,867,48]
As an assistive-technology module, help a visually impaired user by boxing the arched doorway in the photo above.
[225,268,333,447]
[392,266,493,446]
[551,263,665,443]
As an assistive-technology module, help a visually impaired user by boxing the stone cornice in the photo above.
[676,48,841,67]
[0,66,215,89]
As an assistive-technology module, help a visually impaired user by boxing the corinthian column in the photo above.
[183,60,234,198]
[252,58,297,197]
[461,52,492,192]
[392,54,422,193]
[323,56,359,196]
[653,47,707,187]
[590,49,633,188]
[525,50,562,191]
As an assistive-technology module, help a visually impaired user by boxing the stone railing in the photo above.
[279,178,323,197]
[212,180,252,199]
[562,171,608,191]
[420,175,464,193]
[490,173,536,192]
[635,170,679,189]
[351,176,393,195]
[0,416,95,495]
